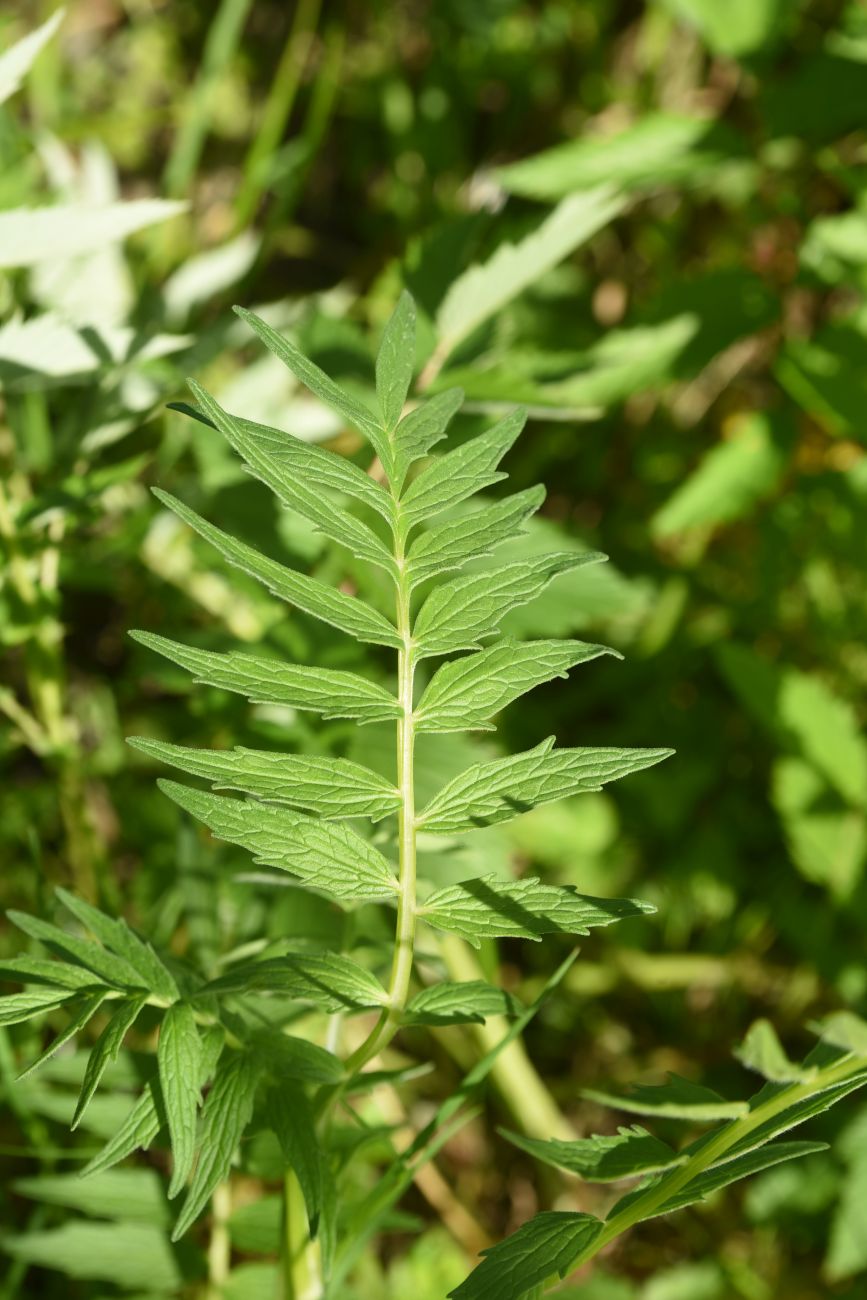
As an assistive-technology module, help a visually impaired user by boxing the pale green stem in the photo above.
[280,1169,322,1300]
[206,1180,232,1299]
[556,1052,867,1285]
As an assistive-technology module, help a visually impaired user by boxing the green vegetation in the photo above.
[2,3,867,1297]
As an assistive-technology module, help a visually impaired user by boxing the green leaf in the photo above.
[14,1168,170,1225]
[448,1211,604,1300]
[436,188,625,360]
[501,1125,682,1182]
[400,408,526,525]
[204,952,388,1013]
[234,307,393,472]
[81,1027,224,1178]
[153,489,401,648]
[651,414,787,538]
[812,1011,867,1055]
[130,631,401,724]
[18,991,109,1080]
[393,388,464,482]
[0,9,64,106]
[56,889,179,1004]
[734,1020,807,1083]
[416,639,620,733]
[251,1030,343,1084]
[659,0,787,56]
[0,986,78,1026]
[159,780,398,903]
[73,995,149,1129]
[0,200,186,269]
[611,1141,828,1224]
[169,399,392,522]
[404,980,522,1026]
[186,381,396,575]
[130,737,401,823]
[6,912,148,991]
[420,875,653,946]
[418,737,673,833]
[0,955,101,990]
[407,486,545,586]
[377,292,417,430]
[158,1003,203,1199]
[584,1074,748,1122]
[415,551,606,658]
[0,1221,183,1291]
[173,1051,262,1240]
[267,1084,323,1235]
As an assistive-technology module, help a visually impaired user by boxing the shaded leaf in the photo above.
[448,1211,604,1300]
[158,1004,203,1198]
[501,1125,682,1182]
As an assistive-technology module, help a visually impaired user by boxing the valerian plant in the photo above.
[4,295,867,1298]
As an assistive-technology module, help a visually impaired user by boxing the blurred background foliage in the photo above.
[1,0,867,1296]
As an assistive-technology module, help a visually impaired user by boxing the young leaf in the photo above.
[129,737,402,822]
[18,991,109,1081]
[72,994,149,1129]
[172,1050,262,1240]
[55,888,178,1004]
[204,952,388,1013]
[406,486,545,586]
[153,489,401,648]
[500,1125,682,1182]
[414,551,606,658]
[267,1084,323,1235]
[734,1019,807,1083]
[158,1003,203,1198]
[186,381,397,575]
[131,631,401,724]
[170,400,392,521]
[400,408,526,526]
[448,1211,604,1300]
[393,388,464,482]
[0,986,78,1026]
[233,307,394,472]
[436,187,625,361]
[6,912,148,991]
[584,1074,749,1122]
[404,980,522,1026]
[418,737,673,834]
[416,639,620,733]
[419,875,653,946]
[159,780,399,902]
[376,292,416,430]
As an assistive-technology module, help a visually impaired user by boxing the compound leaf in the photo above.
[131,631,400,724]
[203,952,388,1013]
[407,486,545,586]
[376,292,416,431]
[160,780,398,902]
[416,639,620,733]
[55,888,178,1004]
[404,980,522,1026]
[73,994,149,1129]
[420,875,654,946]
[418,737,673,833]
[393,388,464,481]
[400,407,526,526]
[7,912,148,991]
[129,737,401,822]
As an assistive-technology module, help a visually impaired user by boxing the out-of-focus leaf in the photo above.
[0,9,64,105]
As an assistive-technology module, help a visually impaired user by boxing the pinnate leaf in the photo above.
[173,1050,262,1239]
[158,1003,203,1198]
[7,911,148,991]
[376,292,416,431]
[393,387,464,481]
[501,1125,682,1181]
[416,639,620,733]
[415,551,606,658]
[404,980,522,1026]
[0,955,102,991]
[420,875,653,946]
[56,888,178,1003]
[131,631,400,724]
[160,780,398,902]
[0,986,78,1026]
[400,408,526,525]
[418,737,673,833]
[18,991,109,1080]
[448,1210,603,1300]
[153,489,401,648]
[584,1073,748,1122]
[130,736,401,822]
